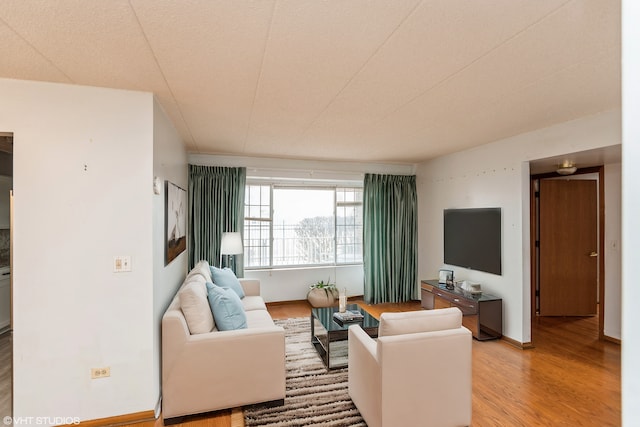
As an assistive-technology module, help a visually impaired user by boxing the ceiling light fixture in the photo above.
[556,160,577,175]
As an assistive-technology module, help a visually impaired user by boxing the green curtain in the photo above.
[189,165,246,276]
[363,173,418,304]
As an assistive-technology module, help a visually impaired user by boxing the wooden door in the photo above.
[539,179,598,316]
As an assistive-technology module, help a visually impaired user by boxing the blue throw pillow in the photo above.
[206,282,247,331]
[210,266,245,299]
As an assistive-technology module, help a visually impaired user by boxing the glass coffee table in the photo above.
[310,303,379,369]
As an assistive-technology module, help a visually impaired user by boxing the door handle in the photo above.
[589,251,598,257]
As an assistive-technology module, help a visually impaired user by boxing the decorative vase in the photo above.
[307,288,338,308]
[338,287,347,312]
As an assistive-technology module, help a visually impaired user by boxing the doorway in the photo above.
[531,166,605,339]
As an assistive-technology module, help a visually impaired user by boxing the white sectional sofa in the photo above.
[161,260,286,423]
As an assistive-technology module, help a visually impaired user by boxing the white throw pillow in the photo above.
[187,260,212,283]
[179,280,215,334]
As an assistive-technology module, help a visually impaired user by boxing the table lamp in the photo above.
[219,232,243,274]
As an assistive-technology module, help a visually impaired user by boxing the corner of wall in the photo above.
[152,97,189,405]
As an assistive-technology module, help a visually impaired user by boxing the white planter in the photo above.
[307,288,338,308]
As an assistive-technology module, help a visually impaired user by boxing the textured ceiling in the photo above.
[0,0,620,164]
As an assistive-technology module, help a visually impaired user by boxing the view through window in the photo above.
[244,184,363,268]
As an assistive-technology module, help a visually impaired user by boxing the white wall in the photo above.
[604,163,622,340]
[190,154,414,301]
[151,99,187,412]
[622,0,640,423]
[416,110,621,344]
[189,153,415,180]
[245,265,363,303]
[1,78,157,423]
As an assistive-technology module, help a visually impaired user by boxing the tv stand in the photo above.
[421,280,502,340]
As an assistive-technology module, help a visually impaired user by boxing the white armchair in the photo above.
[348,307,472,427]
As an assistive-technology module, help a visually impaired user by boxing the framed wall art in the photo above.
[165,181,187,265]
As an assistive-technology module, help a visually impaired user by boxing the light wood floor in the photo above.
[4,300,620,427]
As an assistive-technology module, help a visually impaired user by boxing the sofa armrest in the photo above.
[162,325,285,418]
[348,325,381,426]
[349,324,378,361]
[239,278,260,296]
[162,310,190,377]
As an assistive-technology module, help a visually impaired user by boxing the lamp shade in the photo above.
[220,232,243,255]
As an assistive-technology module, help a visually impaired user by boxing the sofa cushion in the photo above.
[187,260,212,283]
[206,282,248,331]
[210,267,245,299]
[245,309,276,328]
[179,281,215,334]
[378,307,462,337]
[183,272,206,287]
[242,296,267,312]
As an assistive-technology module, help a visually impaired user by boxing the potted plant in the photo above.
[307,278,338,308]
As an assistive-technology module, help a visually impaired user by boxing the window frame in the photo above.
[244,183,273,268]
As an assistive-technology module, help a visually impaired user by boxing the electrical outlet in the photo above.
[91,367,111,379]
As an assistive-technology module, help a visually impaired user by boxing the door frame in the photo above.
[530,166,605,340]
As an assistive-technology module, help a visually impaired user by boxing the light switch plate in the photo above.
[153,176,162,195]
[113,256,132,272]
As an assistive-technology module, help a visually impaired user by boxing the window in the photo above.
[244,183,363,268]
[336,187,363,263]
[244,184,271,268]
[273,187,335,265]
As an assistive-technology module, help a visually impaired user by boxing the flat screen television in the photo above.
[444,208,502,275]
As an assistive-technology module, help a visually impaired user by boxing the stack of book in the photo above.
[333,310,365,325]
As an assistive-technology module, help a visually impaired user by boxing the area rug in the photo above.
[243,317,366,427]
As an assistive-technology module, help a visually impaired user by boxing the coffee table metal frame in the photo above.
[310,303,379,369]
